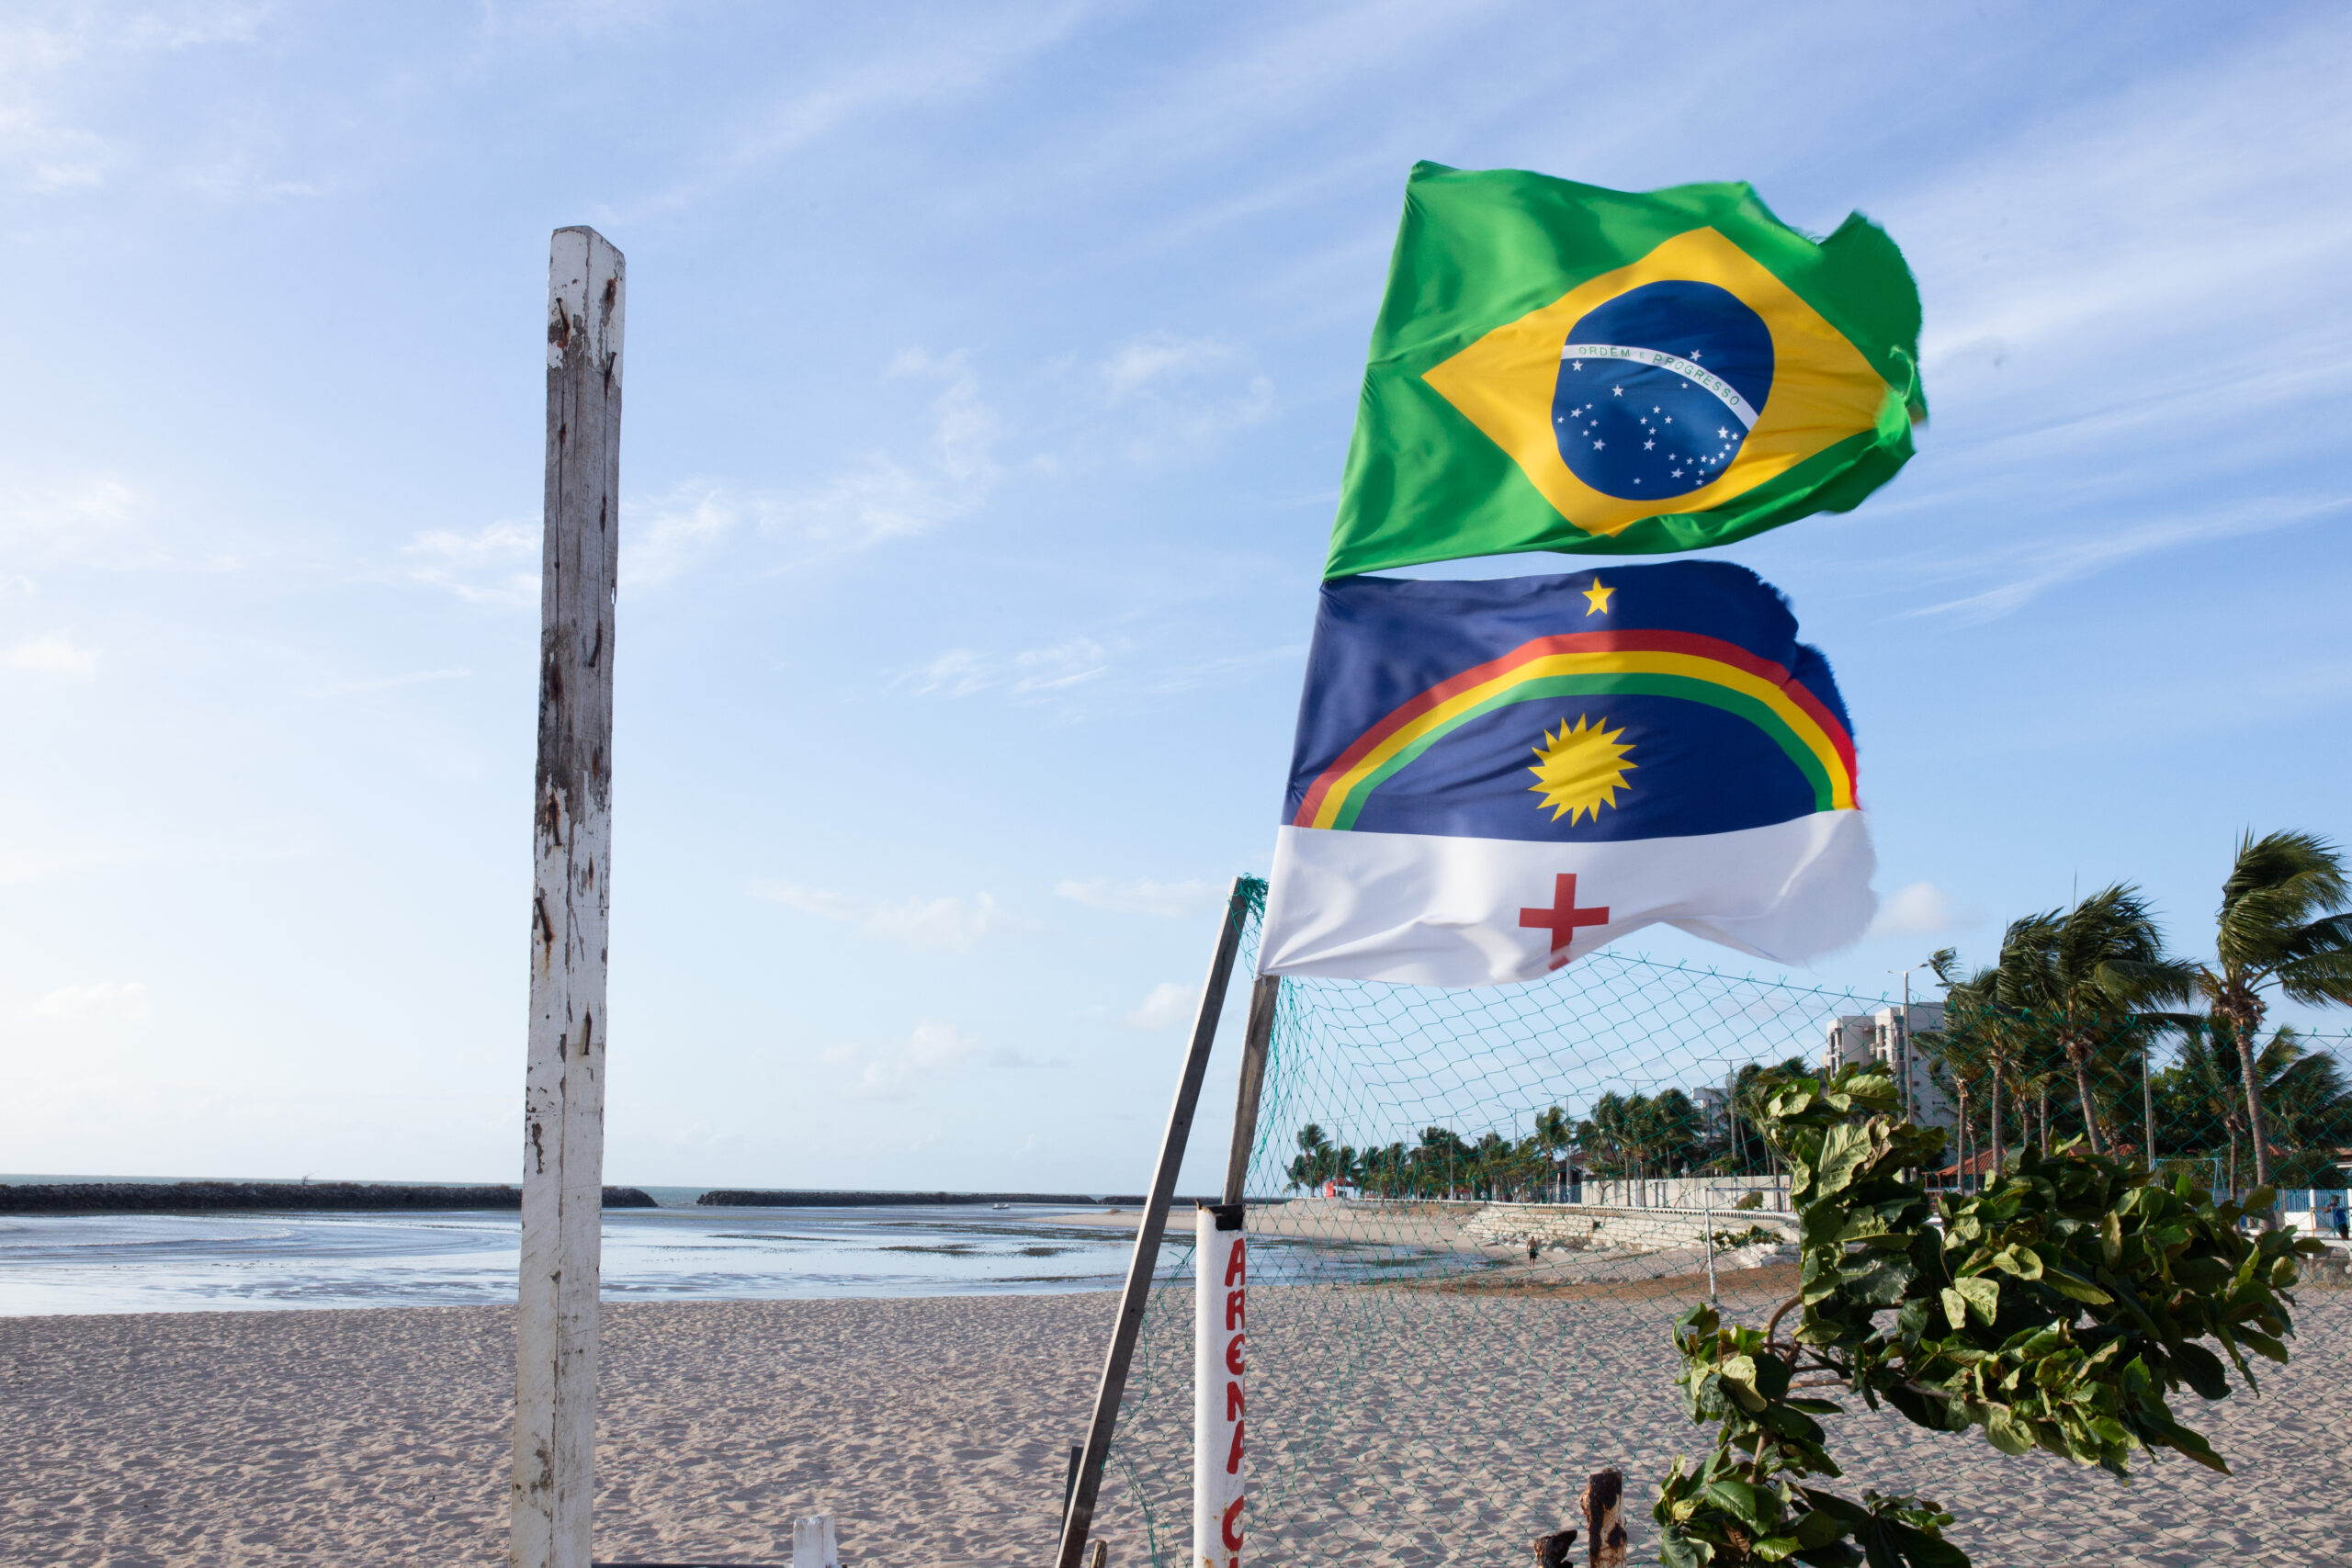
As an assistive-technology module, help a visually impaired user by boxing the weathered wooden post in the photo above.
[1532,1526,1580,1567]
[512,225,624,1568]
[1580,1470,1625,1568]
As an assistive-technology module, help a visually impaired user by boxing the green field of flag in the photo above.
[1326,163,1927,578]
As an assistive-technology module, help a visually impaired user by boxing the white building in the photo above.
[1696,1084,1730,1140]
[1824,1002,1955,1129]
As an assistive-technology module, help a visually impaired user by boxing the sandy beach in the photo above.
[2,1280,2343,1568]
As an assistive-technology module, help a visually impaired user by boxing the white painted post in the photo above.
[512,225,625,1568]
[793,1515,841,1568]
[1702,1184,1715,1304]
[1194,1202,1246,1568]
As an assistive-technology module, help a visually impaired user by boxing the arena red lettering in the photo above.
[1225,1289,1245,1332]
[1225,1238,1245,1288]
[1225,1332,1246,1375]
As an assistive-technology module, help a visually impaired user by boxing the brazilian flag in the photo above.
[1325,164,1926,578]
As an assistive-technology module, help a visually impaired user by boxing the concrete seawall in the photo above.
[1461,1201,1797,1254]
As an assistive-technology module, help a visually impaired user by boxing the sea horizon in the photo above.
[0,1173,1139,1205]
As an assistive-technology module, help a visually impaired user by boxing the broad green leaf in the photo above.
[2042,1268,2113,1305]
[1815,1122,1875,1198]
[1982,1407,2031,1456]
[1658,1526,1714,1568]
[1793,1506,1849,1548]
[2169,1341,2231,1400]
[1952,1276,1999,1325]
[1704,1479,1768,1529]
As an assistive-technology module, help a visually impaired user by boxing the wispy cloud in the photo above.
[297,667,469,698]
[0,3,272,195]
[1101,333,1236,404]
[762,350,998,564]
[399,519,539,606]
[1,633,96,677]
[840,1018,1060,1100]
[0,477,148,570]
[1120,981,1193,1031]
[624,481,742,588]
[617,352,1003,590]
[1867,883,1977,942]
[1905,496,2346,625]
[622,6,1091,220]
[1856,17,2352,619]
[748,883,1028,953]
[1012,0,1508,198]
[1057,877,1225,919]
[893,637,1112,700]
[26,980,152,1023]
[888,634,1299,714]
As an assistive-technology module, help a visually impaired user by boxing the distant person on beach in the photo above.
[2331,1195,2348,1240]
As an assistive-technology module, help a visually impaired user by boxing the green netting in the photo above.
[1088,897,2352,1568]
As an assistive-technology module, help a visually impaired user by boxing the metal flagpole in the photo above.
[1054,877,1258,1568]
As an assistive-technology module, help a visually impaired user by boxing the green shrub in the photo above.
[1652,1065,2322,1568]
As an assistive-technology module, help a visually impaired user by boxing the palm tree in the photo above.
[1532,1104,1573,1199]
[1288,1124,1351,1192]
[2199,830,2352,1188]
[2166,1021,2352,1191]
[1995,886,2193,1156]
[1415,1126,1473,1198]
[1577,1093,1640,1180]
[2170,1020,2252,1191]
[1915,1041,1979,1189]
[1639,1089,1705,1175]
[1928,947,2039,1176]
[1727,1058,1810,1178]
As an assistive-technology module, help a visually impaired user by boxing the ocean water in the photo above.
[0,1201,1145,1317]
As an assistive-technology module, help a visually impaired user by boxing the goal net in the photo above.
[1083,894,2352,1568]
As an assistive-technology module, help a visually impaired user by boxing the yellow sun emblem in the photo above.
[1526,715,1636,824]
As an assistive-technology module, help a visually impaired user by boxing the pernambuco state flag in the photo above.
[1324,164,1925,578]
[1257,564,1874,987]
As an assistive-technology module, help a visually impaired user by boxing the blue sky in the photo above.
[5,2,2349,1190]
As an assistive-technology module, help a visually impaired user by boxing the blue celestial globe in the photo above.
[1551,281,1775,502]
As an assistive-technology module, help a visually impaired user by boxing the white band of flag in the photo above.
[1258,814,1875,988]
[1560,344,1758,429]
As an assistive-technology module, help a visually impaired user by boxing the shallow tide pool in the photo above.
[0,1202,1142,1315]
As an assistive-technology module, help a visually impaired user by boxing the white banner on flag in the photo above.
[1257,812,1875,988]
